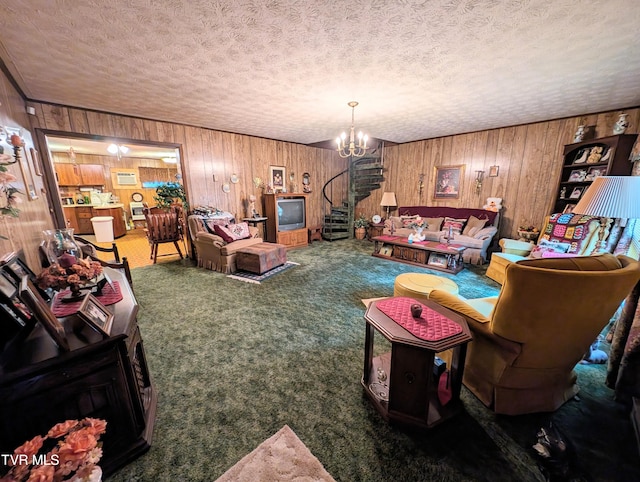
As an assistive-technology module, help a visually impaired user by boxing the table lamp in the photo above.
[380,192,397,220]
[572,176,640,254]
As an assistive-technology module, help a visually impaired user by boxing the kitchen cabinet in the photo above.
[63,207,80,232]
[55,164,105,186]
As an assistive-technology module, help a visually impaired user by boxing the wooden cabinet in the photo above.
[263,193,309,248]
[63,206,80,232]
[76,207,94,235]
[79,164,106,185]
[55,163,80,185]
[552,134,637,214]
[55,163,105,186]
[0,268,157,478]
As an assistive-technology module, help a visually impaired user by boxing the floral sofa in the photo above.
[187,214,262,273]
[383,206,500,264]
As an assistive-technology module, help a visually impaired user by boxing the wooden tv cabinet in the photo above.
[263,193,309,248]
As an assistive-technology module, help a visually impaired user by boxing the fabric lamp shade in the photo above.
[380,192,397,208]
[573,176,640,218]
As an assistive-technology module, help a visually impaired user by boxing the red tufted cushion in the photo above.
[213,222,251,243]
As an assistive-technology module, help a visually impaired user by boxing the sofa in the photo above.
[383,206,500,264]
[187,214,263,273]
[486,213,606,284]
[428,253,640,415]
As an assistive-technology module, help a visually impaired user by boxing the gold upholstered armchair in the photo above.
[428,254,640,415]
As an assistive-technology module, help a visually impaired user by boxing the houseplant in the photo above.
[354,214,368,240]
[153,183,188,211]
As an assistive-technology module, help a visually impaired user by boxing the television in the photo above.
[277,198,305,231]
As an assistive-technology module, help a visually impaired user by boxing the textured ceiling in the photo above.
[0,0,639,146]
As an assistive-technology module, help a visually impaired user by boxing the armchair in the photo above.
[187,215,262,273]
[429,254,640,415]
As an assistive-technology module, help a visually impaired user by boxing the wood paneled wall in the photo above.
[29,103,349,234]
[358,109,640,238]
[0,73,53,270]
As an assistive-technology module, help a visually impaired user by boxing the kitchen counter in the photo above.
[62,203,125,209]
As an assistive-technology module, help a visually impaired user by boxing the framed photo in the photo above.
[488,165,499,177]
[30,147,42,176]
[0,270,34,328]
[569,187,583,199]
[586,166,606,181]
[563,203,576,214]
[428,252,449,268]
[268,166,286,193]
[1,251,51,302]
[78,293,114,337]
[567,169,586,182]
[379,244,394,256]
[434,165,463,200]
[18,276,69,351]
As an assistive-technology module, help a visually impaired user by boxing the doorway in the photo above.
[37,130,186,267]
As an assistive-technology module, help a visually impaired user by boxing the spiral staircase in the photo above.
[321,146,386,240]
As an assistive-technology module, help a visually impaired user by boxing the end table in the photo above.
[367,223,385,240]
[363,297,472,429]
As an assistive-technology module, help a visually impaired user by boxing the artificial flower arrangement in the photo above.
[0,417,107,482]
[0,162,21,240]
[36,258,103,295]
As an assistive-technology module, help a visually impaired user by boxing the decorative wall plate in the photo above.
[222,183,231,193]
[372,215,382,224]
[131,192,144,202]
[230,173,239,184]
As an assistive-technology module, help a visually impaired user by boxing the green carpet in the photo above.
[108,239,639,481]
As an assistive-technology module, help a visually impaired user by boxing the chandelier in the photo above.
[336,101,369,158]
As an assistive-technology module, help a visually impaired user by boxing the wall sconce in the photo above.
[474,170,485,194]
[418,173,425,199]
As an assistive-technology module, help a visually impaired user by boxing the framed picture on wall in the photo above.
[488,165,499,177]
[268,166,286,193]
[433,165,464,200]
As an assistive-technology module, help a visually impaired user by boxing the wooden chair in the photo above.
[143,206,184,264]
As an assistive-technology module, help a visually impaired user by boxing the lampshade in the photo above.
[380,192,397,207]
[573,176,640,219]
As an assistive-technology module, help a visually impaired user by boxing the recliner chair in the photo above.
[428,253,640,415]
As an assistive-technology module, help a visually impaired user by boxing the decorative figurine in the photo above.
[573,125,586,143]
[411,303,423,318]
[613,113,629,135]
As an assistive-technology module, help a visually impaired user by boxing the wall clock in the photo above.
[131,192,143,202]
[372,215,382,224]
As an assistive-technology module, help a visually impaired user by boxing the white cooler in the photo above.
[91,216,114,242]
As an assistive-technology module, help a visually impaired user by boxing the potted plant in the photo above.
[354,213,368,240]
[154,182,188,211]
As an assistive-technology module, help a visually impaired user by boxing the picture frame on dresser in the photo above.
[18,276,69,351]
[78,293,114,337]
[569,187,584,199]
[568,169,587,182]
[563,204,576,214]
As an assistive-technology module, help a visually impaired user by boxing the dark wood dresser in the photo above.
[0,268,157,477]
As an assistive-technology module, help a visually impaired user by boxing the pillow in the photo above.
[213,222,251,243]
[462,215,488,237]
[530,240,571,258]
[400,215,419,228]
[424,217,444,231]
[442,217,467,235]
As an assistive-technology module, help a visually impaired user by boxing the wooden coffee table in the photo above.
[372,235,466,274]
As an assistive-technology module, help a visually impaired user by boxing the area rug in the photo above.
[226,261,299,284]
[215,425,336,482]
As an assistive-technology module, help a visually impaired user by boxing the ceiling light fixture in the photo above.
[162,157,178,164]
[107,143,129,160]
[336,101,369,158]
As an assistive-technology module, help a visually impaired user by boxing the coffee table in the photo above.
[372,235,466,274]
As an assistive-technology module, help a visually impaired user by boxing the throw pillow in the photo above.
[213,222,251,243]
[530,240,571,258]
[400,215,419,228]
[462,215,488,237]
[442,217,467,235]
[424,217,444,231]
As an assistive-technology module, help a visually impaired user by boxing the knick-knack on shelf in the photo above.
[573,125,586,143]
[613,113,629,135]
